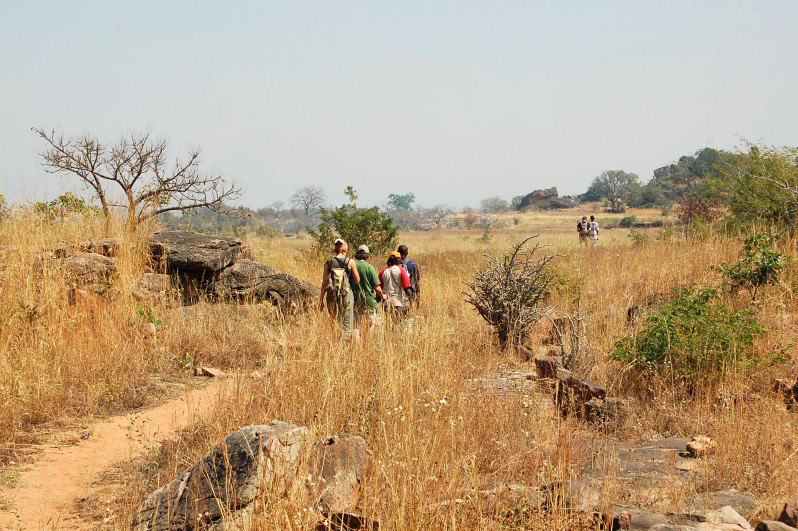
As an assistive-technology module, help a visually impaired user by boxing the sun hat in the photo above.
[389,251,401,259]
[357,244,370,254]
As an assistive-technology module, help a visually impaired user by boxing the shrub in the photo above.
[717,231,785,301]
[34,192,98,219]
[627,229,650,246]
[611,287,766,386]
[464,236,556,349]
[308,186,398,256]
[619,215,637,228]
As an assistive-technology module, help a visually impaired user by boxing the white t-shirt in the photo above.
[588,221,599,239]
[380,265,408,307]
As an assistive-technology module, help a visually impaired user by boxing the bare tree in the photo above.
[291,186,326,215]
[419,205,454,229]
[34,128,240,228]
[464,236,556,349]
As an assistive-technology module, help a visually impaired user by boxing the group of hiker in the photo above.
[576,215,600,246]
[320,239,420,339]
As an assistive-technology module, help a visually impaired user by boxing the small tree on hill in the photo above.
[480,196,509,213]
[589,170,641,213]
[291,186,327,215]
[35,128,239,229]
[308,186,398,256]
[387,193,415,211]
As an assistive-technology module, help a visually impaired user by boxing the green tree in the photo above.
[711,143,798,227]
[480,196,509,213]
[308,187,399,256]
[589,170,641,213]
[387,193,415,211]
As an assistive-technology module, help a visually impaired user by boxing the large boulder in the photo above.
[213,259,317,308]
[59,252,117,285]
[132,421,311,531]
[132,273,172,303]
[780,499,798,527]
[311,435,370,514]
[516,187,577,211]
[133,423,371,531]
[150,230,241,273]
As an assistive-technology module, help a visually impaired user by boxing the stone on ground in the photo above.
[150,230,241,273]
[311,435,370,514]
[780,499,798,527]
[214,259,317,308]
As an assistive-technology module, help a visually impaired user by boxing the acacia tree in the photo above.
[291,186,327,215]
[589,170,641,213]
[35,128,239,228]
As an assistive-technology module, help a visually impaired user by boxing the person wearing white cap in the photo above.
[352,244,385,331]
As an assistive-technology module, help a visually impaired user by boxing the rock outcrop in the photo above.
[132,422,371,531]
[150,230,242,273]
[214,259,317,308]
[516,187,577,211]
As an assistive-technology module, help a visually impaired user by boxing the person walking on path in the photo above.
[588,215,600,247]
[320,238,360,339]
[379,251,414,321]
[577,216,589,246]
[352,244,385,331]
[397,244,421,306]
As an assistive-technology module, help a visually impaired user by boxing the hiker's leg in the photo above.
[341,291,355,339]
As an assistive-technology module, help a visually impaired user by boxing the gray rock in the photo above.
[780,499,798,527]
[613,506,669,530]
[213,259,317,309]
[757,521,798,531]
[686,490,757,518]
[704,506,751,529]
[132,273,171,302]
[132,421,311,531]
[60,252,116,284]
[150,230,241,273]
[312,435,370,514]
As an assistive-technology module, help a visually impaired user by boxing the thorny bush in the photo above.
[464,236,556,349]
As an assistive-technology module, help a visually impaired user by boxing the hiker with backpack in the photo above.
[577,216,589,246]
[320,238,361,339]
[352,244,385,331]
[397,244,420,306]
[379,251,414,321]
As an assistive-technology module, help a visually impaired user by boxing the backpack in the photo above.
[326,257,351,302]
[576,221,583,233]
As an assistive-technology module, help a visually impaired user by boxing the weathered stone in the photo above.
[132,421,311,531]
[613,506,669,530]
[585,397,628,426]
[132,273,171,302]
[757,521,798,531]
[780,499,798,527]
[80,237,122,257]
[60,252,116,284]
[704,506,751,529]
[534,355,563,379]
[516,187,575,210]
[686,490,756,517]
[194,366,226,378]
[213,259,317,309]
[312,435,370,514]
[686,436,717,458]
[150,230,241,273]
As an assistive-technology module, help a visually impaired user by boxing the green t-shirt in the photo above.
[352,259,380,311]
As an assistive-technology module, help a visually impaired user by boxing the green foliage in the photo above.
[711,143,798,228]
[619,215,637,228]
[588,170,641,213]
[627,229,650,246]
[645,147,728,205]
[136,306,161,325]
[34,192,97,219]
[611,287,767,385]
[308,187,399,256]
[717,231,785,300]
[480,196,509,213]
[387,193,415,211]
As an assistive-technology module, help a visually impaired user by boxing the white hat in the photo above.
[356,244,370,254]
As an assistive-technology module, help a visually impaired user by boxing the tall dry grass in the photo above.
[1,208,797,528]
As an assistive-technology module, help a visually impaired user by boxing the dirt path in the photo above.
[0,377,233,530]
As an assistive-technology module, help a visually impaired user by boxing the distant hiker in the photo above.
[380,251,414,320]
[588,215,600,247]
[352,244,385,330]
[577,216,589,246]
[320,238,360,338]
[397,244,420,306]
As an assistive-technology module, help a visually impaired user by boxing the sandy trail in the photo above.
[0,378,232,530]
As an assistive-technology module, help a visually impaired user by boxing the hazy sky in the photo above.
[1,1,796,208]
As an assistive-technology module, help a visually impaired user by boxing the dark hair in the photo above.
[333,239,346,253]
[590,215,595,221]
[355,250,369,260]
[398,244,409,258]
[388,255,400,267]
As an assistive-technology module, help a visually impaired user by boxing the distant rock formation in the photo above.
[516,187,577,211]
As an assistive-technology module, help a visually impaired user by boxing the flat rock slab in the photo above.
[214,259,317,308]
[151,230,241,273]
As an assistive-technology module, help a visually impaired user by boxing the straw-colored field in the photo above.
[0,206,796,529]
